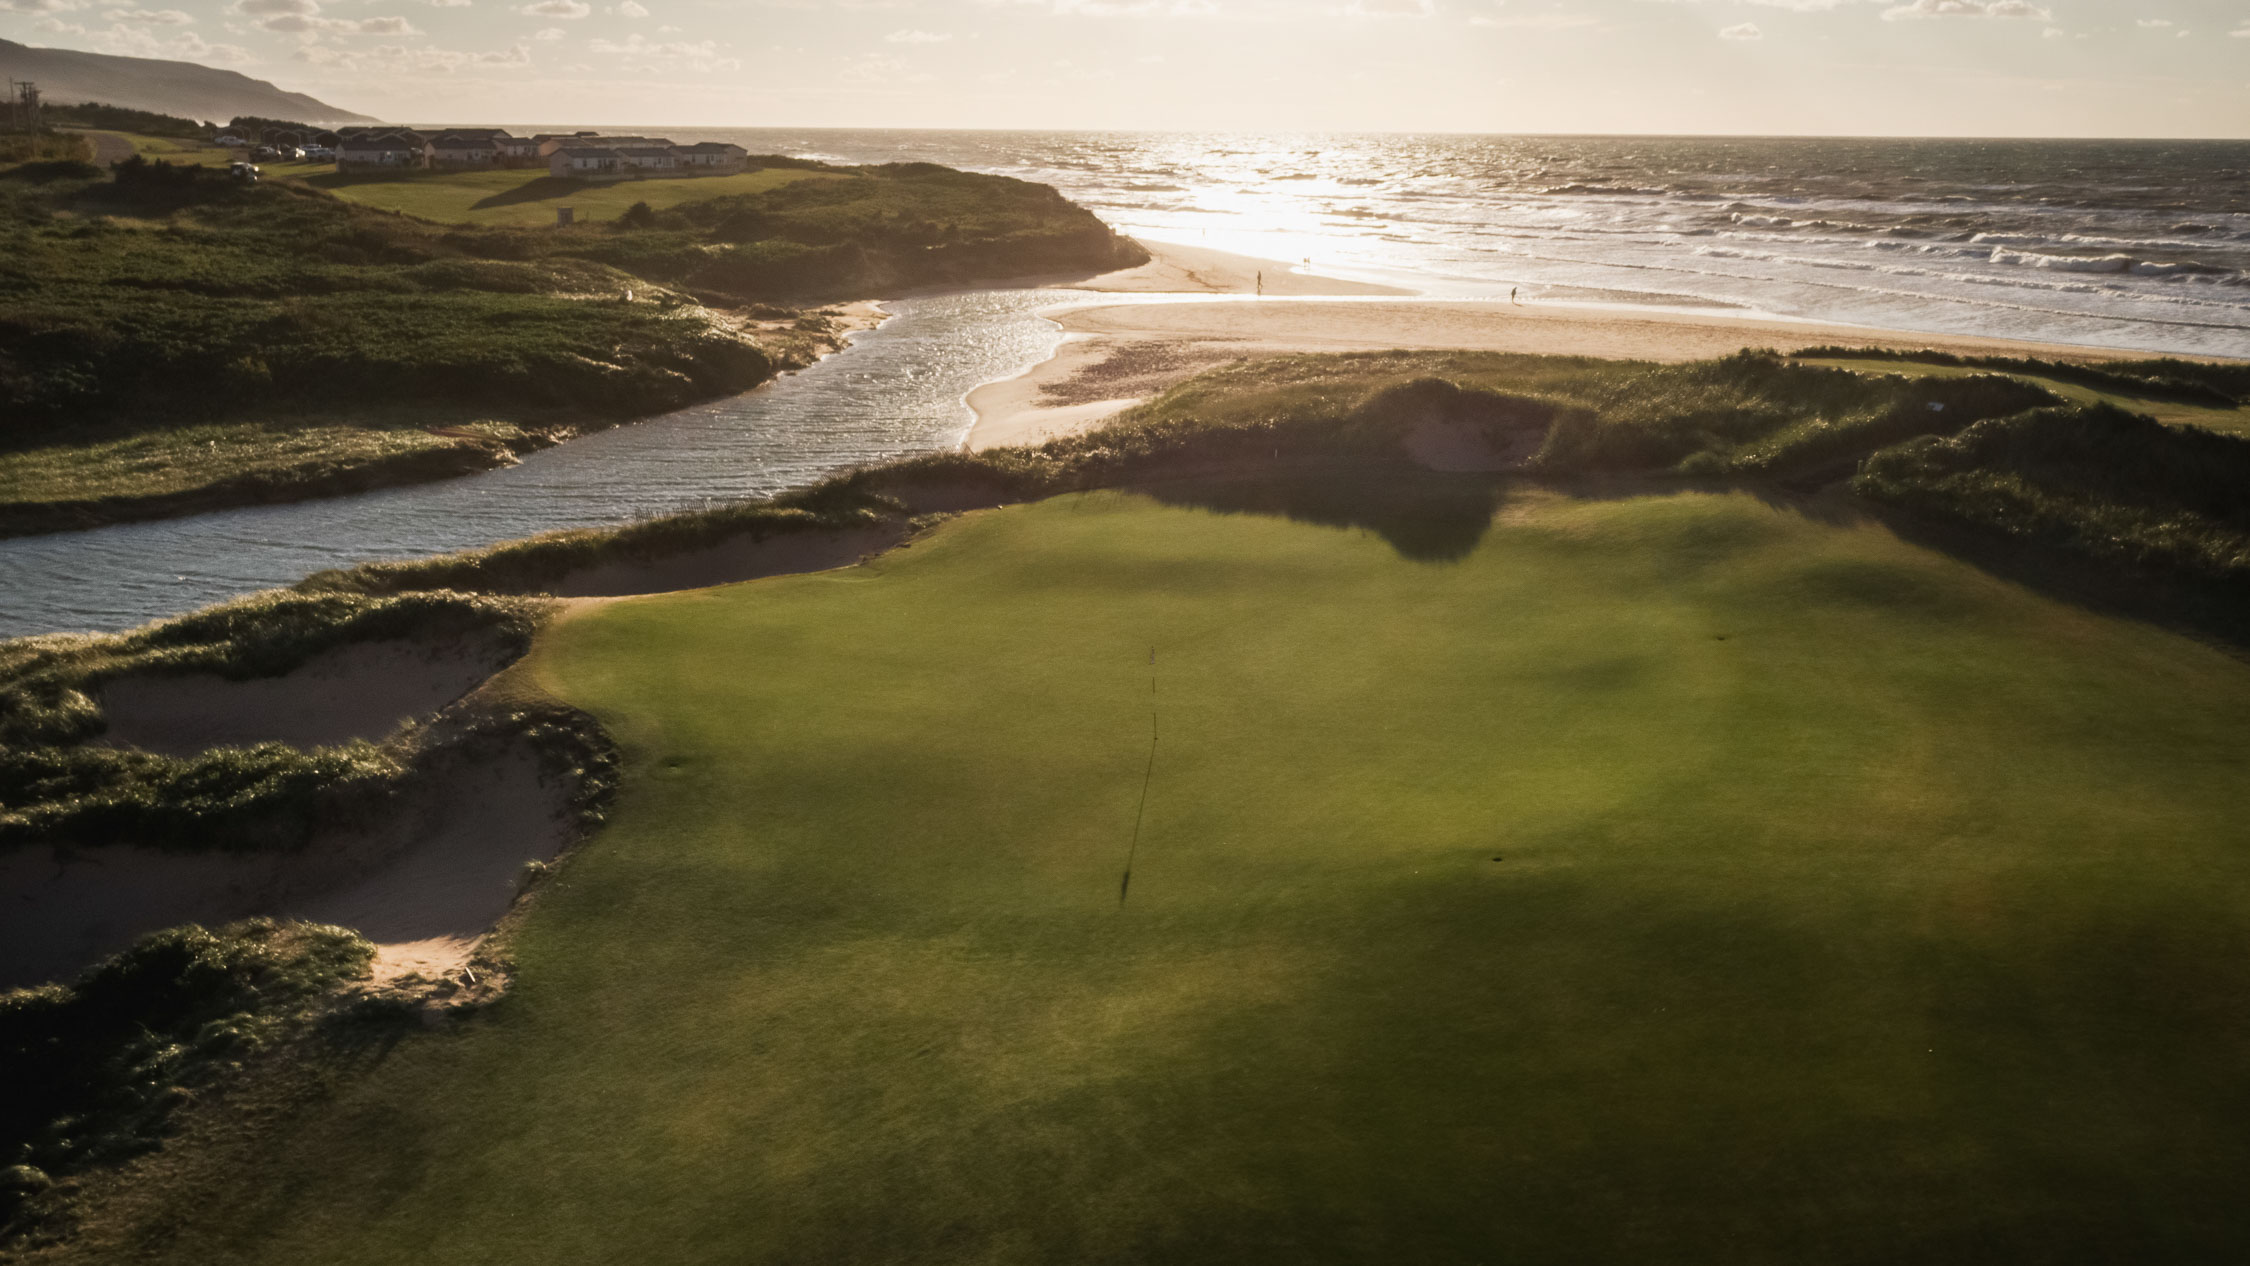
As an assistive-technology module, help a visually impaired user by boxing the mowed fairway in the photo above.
[119,483,2250,1264]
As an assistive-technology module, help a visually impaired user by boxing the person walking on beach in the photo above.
[1256,270,1264,297]
[1511,286,1519,305]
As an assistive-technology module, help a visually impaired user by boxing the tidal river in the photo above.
[0,290,1084,639]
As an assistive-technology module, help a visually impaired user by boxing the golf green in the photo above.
[140,482,2250,1263]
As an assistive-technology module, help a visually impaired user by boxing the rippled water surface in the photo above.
[681,130,2250,357]
[0,290,1077,638]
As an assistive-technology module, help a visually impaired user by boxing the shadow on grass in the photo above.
[1139,467,1510,563]
[1138,462,2250,658]
[469,176,592,211]
[1858,499,2250,658]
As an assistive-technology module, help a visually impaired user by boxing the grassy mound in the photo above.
[0,155,1139,534]
[1856,402,2250,587]
[51,484,2250,1263]
[0,590,559,855]
[0,919,374,1245]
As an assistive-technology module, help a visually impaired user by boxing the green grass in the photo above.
[0,414,540,509]
[0,157,1135,532]
[0,134,92,167]
[111,133,238,168]
[1,918,375,1241]
[294,165,840,226]
[1794,356,2250,434]
[67,483,2250,1263]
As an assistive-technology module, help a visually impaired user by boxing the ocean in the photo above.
[665,130,2250,358]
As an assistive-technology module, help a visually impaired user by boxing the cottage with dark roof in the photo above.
[549,146,624,178]
[678,141,749,171]
[428,132,500,168]
[337,130,430,170]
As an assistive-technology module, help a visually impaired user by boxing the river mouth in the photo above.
[0,289,1093,640]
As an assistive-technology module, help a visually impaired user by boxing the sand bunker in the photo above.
[550,523,912,598]
[1364,379,1559,474]
[0,744,574,990]
[100,632,519,756]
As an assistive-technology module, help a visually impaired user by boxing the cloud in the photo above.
[86,21,251,61]
[2134,18,2171,27]
[1346,0,1432,14]
[512,0,586,15]
[1,0,83,11]
[532,24,563,37]
[102,7,194,22]
[587,30,739,69]
[1649,0,1852,9]
[1719,20,1761,38]
[885,27,949,41]
[296,39,530,70]
[1881,0,2049,19]
[249,6,420,33]
[1469,10,1597,27]
[979,0,1219,15]
[611,0,645,13]
[230,0,316,13]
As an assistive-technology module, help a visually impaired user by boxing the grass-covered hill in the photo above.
[10,348,2250,1260]
[0,38,368,125]
[25,452,2250,1262]
[0,154,1143,535]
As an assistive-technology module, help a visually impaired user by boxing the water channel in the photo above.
[0,288,1099,639]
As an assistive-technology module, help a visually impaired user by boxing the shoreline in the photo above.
[965,241,2206,451]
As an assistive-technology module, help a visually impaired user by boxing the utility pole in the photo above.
[5,79,43,133]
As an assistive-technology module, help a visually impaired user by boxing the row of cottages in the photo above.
[334,127,743,176]
[543,137,749,180]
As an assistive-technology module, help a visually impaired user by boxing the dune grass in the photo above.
[0,156,1135,533]
[1793,356,2249,435]
[292,165,840,226]
[0,917,375,1243]
[60,481,2250,1264]
[0,413,548,530]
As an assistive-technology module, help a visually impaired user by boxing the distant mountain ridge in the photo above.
[0,39,372,124]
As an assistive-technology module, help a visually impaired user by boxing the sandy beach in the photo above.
[966,242,2168,452]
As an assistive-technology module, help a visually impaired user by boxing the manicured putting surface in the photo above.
[142,482,2250,1263]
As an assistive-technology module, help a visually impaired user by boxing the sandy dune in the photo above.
[965,241,2164,451]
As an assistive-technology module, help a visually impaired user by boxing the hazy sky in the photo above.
[4,0,2246,135]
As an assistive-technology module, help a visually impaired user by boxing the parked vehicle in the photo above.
[251,146,276,162]
[213,133,244,147]
[302,145,334,161]
[228,162,260,183]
